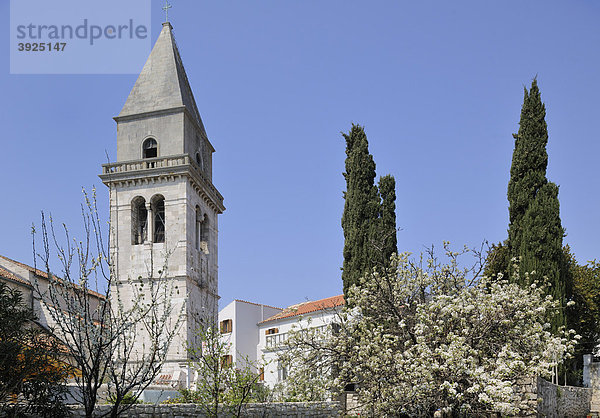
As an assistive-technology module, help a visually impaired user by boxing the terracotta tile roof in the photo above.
[261,294,345,324]
[0,254,50,280]
[234,299,282,311]
[0,255,105,300]
[0,265,31,287]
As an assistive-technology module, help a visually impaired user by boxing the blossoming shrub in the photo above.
[282,246,577,416]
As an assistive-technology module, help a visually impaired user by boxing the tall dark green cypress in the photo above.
[506,79,569,329]
[520,182,567,328]
[378,175,397,265]
[341,125,398,297]
[507,79,550,266]
[341,124,380,296]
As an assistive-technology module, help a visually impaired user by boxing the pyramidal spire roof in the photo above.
[118,23,205,130]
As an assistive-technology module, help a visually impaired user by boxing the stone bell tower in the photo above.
[100,22,224,376]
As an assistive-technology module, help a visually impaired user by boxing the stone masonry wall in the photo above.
[69,401,342,417]
[537,377,592,418]
[512,376,538,416]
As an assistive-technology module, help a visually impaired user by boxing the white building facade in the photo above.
[218,300,282,369]
[218,295,344,389]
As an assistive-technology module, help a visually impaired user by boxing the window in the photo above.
[195,207,203,251]
[265,327,279,335]
[201,214,209,246]
[131,197,147,245]
[220,319,232,334]
[221,355,233,369]
[152,195,165,243]
[196,210,209,253]
[277,362,288,382]
[143,138,158,158]
[195,151,203,170]
[259,367,265,381]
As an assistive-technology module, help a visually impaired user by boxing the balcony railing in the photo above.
[102,154,190,175]
[266,332,288,349]
[101,155,223,205]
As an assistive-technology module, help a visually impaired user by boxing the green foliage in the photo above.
[378,175,397,265]
[507,78,549,259]
[0,282,69,417]
[566,247,600,362]
[341,124,380,296]
[503,79,569,331]
[483,241,509,280]
[341,124,398,297]
[519,182,567,330]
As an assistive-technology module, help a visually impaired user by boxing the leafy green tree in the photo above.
[341,124,397,297]
[571,258,600,354]
[0,281,70,417]
[563,247,600,383]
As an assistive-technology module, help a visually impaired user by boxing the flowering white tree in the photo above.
[273,318,342,402]
[281,244,577,416]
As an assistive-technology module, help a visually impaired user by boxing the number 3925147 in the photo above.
[17,43,66,52]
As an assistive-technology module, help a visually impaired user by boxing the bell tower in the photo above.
[100,22,224,375]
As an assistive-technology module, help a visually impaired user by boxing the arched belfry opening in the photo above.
[195,206,209,252]
[143,138,158,159]
[131,197,147,245]
[195,206,203,250]
[152,195,166,243]
[195,152,203,170]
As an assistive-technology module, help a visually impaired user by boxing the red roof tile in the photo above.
[0,255,105,300]
[0,265,31,287]
[261,294,345,323]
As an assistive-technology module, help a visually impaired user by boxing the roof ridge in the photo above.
[233,299,283,310]
[259,294,345,324]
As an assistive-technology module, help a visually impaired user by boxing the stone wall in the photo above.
[68,401,342,417]
[512,376,538,416]
[537,377,592,418]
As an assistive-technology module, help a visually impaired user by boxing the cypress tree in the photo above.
[507,79,549,266]
[341,124,381,296]
[506,79,569,330]
[520,182,567,328]
[378,175,397,265]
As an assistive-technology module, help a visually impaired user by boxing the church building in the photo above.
[99,21,225,380]
[0,19,225,389]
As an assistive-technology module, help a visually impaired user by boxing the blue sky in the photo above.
[1,1,599,310]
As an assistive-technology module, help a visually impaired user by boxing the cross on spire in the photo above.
[163,0,172,23]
